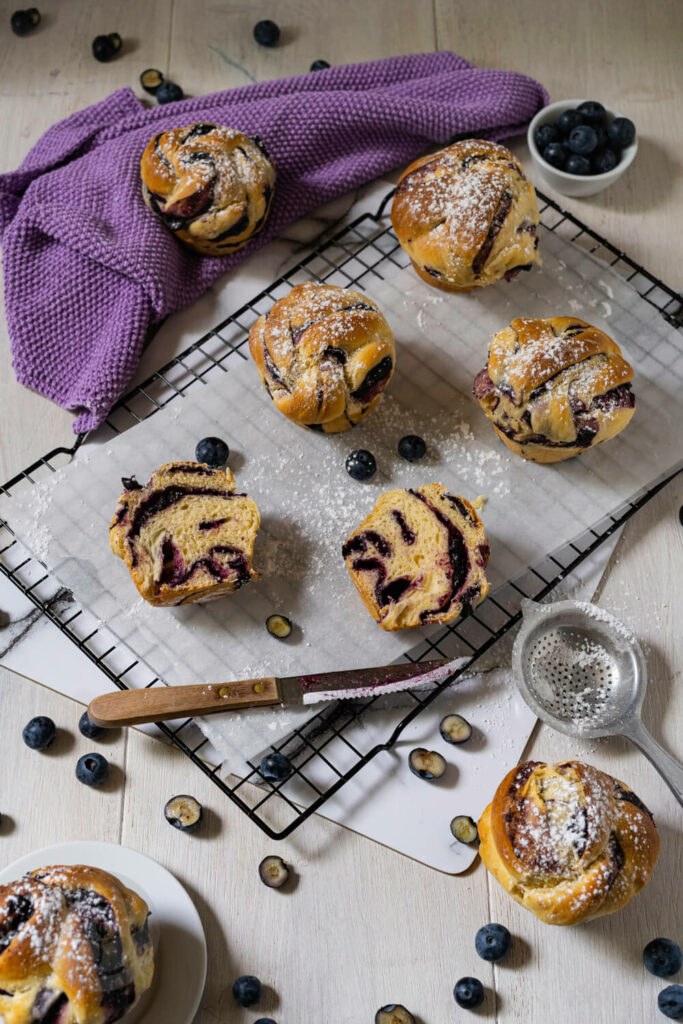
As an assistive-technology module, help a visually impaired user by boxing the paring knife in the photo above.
[87,657,454,728]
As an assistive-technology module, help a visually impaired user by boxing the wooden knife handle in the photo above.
[87,678,281,727]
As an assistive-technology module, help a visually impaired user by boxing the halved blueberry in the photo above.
[608,116,636,149]
[534,123,559,150]
[658,985,683,1021]
[345,449,377,481]
[79,711,104,740]
[439,714,472,745]
[233,975,262,1007]
[253,19,280,46]
[591,148,619,174]
[76,752,109,786]
[557,109,583,135]
[259,751,293,783]
[259,855,289,889]
[156,81,184,104]
[643,938,682,978]
[450,815,478,844]
[568,125,598,155]
[542,142,569,169]
[22,716,56,751]
[266,614,292,639]
[397,434,426,462]
[195,436,229,468]
[92,34,120,62]
[375,1006,416,1024]
[408,748,446,780]
[475,923,512,962]
[565,153,591,175]
[454,977,484,1010]
[164,794,203,832]
[577,100,606,127]
[140,68,164,95]
[310,59,330,71]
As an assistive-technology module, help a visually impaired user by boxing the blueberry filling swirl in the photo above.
[0,893,33,953]
[407,489,474,622]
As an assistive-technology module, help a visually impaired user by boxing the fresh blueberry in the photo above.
[591,149,619,174]
[22,716,56,751]
[266,613,292,639]
[195,436,229,468]
[11,8,40,35]
[577,100,607,127]
[232,975,262,1007]
[567,124,598,155]
[534,123,559,150]
[659,986,683,1021]
[565,153,591,175]
[557,109,583,135]
[259,751,293,783]
[253,19,280,47]
[475,923,512,962]
[450,815,478,844]
[594,125,608,150]
[75,752,110,786]
[91,34,120,62]
[164,794,203,832]
[454,977,485,1010]
[542,142,569,169]
[259,855,289,889]
[345,449,377,481]
[408,748,446,780]
[643,938,683,978]
[78,711,104,740]
[156,81,184,104]
[608,116,636,149]
[310,59,330,71]
[397,434,426,462]
[439,714,472,745]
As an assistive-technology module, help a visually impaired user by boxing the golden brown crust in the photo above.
[248,282,396,433]
[391,139,541,291]
[478,760,660,926]
[474,317,636,463]
[140,123,275,256]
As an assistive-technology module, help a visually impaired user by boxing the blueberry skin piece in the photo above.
[643,938,683,978]
[567,125,598,155]
[253,19,280,46]
[78,711,104,740]
[542,142,569,169]
[195,436,229,468]
[156,81,184,104]
[345,449,377,481]
[557,109,583,136]
[534,123,559,150]
[577,100,607,127]
[22,716,56,750]
[565,153,591,176]
[259,751,293,783]
[475,923,512,962]
[232,975,262,1007]
[75,752,110,786]
[454,976,485,1010]
[310,59,330,71]
[397,434,426,462]
[591,149,619,174]
[659,985,683,1021]
[608,116,636,149]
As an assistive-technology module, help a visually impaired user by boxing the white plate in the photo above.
[0,840,207,1024]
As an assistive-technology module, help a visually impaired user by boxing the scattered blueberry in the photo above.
[450,815,478,844]
[397,434,426,462]
[310,59,330,71]
[259,751,293,783]
[232,975,262,1007]
[659,986,683,1021]
[266,613,292,639]
[542,142,569,169]
[22,716,56,751]
[557,109,584,136]
[164,794,203,832]
[644,939,683,978]
[608,116,636,149]
[253,19,280,47]
[75,752,110,786]
[439,713,472,745]
[156,81,184,104]
[140,68,164,95]
[375,1006,416,1024]
[408,748,446,780]
[345,449,376,481]
[259,855,289,889]
[78,711,104,740]
[567,124,598,155]
[195,436,229,468]
[565,153,592,175]
[534,123,559,150]
[254,1020,277,1024]
[577,100,607,127]
[10,8,40,35]
[92,34,121,62]
[591,149,619,174]
[475,923,512,962]
[454,977,485,1010]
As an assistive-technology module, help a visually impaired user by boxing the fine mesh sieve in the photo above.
[512,599,683,806]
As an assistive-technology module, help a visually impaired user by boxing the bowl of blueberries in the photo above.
[528,98,637,197]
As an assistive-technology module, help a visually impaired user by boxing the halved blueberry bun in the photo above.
[140,123,275,256]
[474,316,636,463]
[391,139,541,291]
[109,462,260,606]
[342,484,489,630]
[248,282,396,433]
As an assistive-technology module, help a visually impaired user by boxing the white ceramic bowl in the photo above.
[527,98,637,198]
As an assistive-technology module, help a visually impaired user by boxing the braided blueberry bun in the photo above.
[391,139,541,291]
[0,865,153,1024]
[109,462,260,607]
[342,484,489,630]
[140,123,275,255]
[473,316,636,463]
[248,282,396,433]
[478,760,660,926]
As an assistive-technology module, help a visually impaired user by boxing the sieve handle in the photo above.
[623,718,683,807]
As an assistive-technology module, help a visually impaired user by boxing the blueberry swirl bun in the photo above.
[248,282,396,433]
[478,761,660,926]
[140,123,275,256]
[342,484,489,630]
[391,139,541,291]
[473,317,636,463]
[109,462,260,606]
[0,864,154,1024]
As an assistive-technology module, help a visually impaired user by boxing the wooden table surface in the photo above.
[0,3,681,1022]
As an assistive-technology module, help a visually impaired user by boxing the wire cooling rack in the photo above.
[1,187,682,839]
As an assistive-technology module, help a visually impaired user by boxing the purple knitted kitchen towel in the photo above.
[0,52,547,433]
